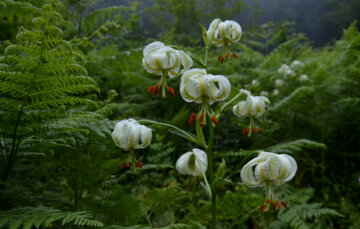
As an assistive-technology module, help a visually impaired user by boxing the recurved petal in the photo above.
[178,51,193,73]
[142,57,160,75]
[181,68,206,84]
[138,125,152,149]
[127,122,140,149]
[180,77,201,103]
[207,18,221,43]
[224,20,242,42]
[241,156,263,188]
[259,96,270,104]
[252,98,266,117]
[150,52,167,69]
[176,152,191,175]
[240,89,251,96]
[193,148,208,173]
[244,94,254,116]
[208,74,231,102]
[282,154,297,182]
[143,41,164,57]
[233,101,246,117]
[264,155,282,181]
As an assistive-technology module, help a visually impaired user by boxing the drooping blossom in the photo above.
[143,41,193,98]
[207,19,242,63]
[241,151,297,212]
[112,119,152,169]
[180,68,231,126]
[233,89,270,136]
[176,148,208,177]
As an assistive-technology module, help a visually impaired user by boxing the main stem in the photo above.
[202,43,216,228]
[207,118,216,229]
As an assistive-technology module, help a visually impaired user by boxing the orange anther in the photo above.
[199,113,204,123]
[281,201,287,208]
[243,128,247,135]
[147,85,154,93]
[226,53,230,58]
[211,116,219,126]
[153,85,159,96]
[218,55,222,61]
[266,199,271,204]
[259,128,263,133]
[189,113,196,126]
[137,162,143,168]
[254,128,258,134]
[168,87,175,96]
[220,57,224,64]
[260,204,264,213]
[121,163,127,169]
[272,204,277,212]
[275,201,281,208]
[232,53,238,58]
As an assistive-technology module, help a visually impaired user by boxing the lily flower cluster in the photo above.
[109,18,298,215]
[241,151,297,212]
[207,19,242,63]
[232,89,270,136]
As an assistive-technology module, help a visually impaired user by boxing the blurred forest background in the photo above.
[0,0,360,228]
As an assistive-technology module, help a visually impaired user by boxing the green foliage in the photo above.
[0,207,104,228]
[0,0,99,181]
[0,0,359,229]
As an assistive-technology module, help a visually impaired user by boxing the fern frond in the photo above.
[267,139,327,154]
[277,203,342,229]
[269,86,315,112]
[0,207,104,229]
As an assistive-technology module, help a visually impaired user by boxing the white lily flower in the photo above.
[240,151,297,212]
[181,68,231,126]
[112,119,152,150]
[232,89,270,136]
[299,74,309,83]
[180,68,231,104]
[277,64,295,79]
[142,41,193,98]
[207,19,242,63]
[176,148,208,177]
[112,119,152,169]
[275,79,284,88]
[290,60,304,69]
[272,89,280,96]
